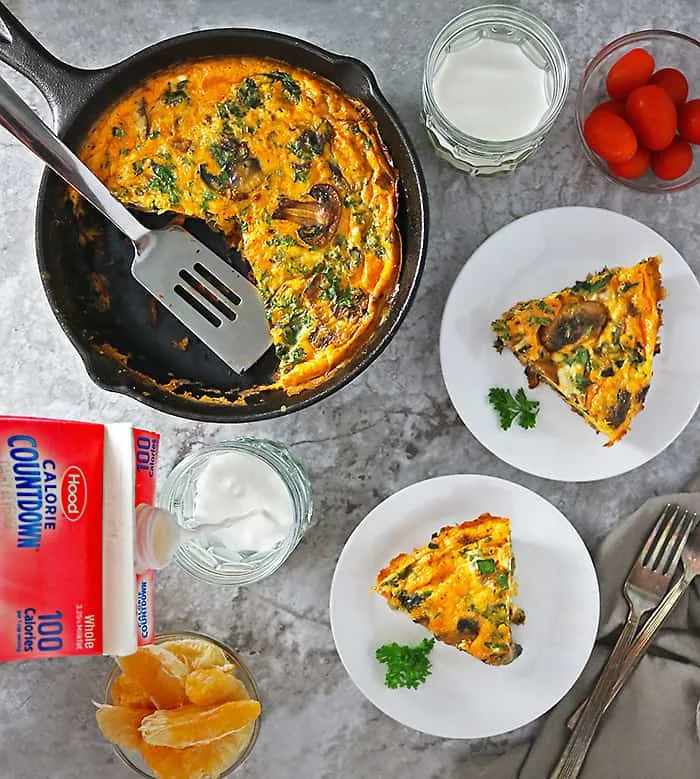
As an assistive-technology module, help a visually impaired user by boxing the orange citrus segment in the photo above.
[140,726,253,779]
[95,704,151,751]
[140,700,261,748]
[117,645,188,709]
[110,672,154,709]
[159,638,227,670]
[185,667,248,706]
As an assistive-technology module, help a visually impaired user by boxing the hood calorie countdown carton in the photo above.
[0,416,159,662]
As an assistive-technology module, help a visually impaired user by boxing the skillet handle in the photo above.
[0,2,100,127]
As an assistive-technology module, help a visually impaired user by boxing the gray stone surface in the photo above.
[0,0,698,777]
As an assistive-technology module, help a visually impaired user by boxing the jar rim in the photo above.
[422,3,569,152]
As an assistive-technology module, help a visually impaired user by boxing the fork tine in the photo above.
[660,511,696,576]
[652,506,685,572]
[640,503,674,566]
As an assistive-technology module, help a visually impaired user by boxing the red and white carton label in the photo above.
[0,417,159,662]
[133,429,157,648]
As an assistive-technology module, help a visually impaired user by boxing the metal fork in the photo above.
[549,503,695,779]
[567,512,698,729]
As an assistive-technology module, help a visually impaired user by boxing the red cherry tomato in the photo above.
[651,136,693,179]
[584,110,638,163]
[589,100,627,120]
[609,146,651,179]
[606,48,655,100]
[679,99,700,144]
[649,68,689,105]
[625,85,677,150]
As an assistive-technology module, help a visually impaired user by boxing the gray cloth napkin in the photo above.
[470,480,700,779]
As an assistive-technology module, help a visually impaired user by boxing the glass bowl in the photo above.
[103,631,261,777]
[421,4,569,175]
[161,438,313,586]
[576,29,700,192]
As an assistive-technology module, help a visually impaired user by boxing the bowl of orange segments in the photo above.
[95,632,262,779]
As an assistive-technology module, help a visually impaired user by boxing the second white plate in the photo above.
[329,474,599,739]
[440,206,700,482]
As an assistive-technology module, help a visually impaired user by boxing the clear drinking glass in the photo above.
[103,631,260,777]
[422,4,569,175]
[161,438,313,586]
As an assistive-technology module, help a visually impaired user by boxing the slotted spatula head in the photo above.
[132,225,272,372]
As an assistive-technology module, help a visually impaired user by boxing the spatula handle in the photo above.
[0,73,151,248]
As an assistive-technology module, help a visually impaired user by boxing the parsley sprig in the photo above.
[375,638,435,690]
[488,387,540,430]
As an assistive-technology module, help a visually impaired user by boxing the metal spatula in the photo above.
[0,75,271,373]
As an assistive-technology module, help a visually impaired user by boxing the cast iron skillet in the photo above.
[0,4,428,422]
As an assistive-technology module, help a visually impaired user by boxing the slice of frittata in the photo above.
[491,257,664,446]
[374,514,523,666]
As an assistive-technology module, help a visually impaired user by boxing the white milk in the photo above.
[432,37,550,142]
[193,451,294,555]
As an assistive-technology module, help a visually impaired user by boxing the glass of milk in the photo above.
[160,439,313,585]
[422,4,569,175]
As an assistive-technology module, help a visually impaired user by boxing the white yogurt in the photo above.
[432,37,550,142]
[193,451,294,555]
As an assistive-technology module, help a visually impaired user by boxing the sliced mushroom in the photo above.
[135,97,151,139]
[199,138,264,197]
[525,358,559,388]
[228,156,264,195]
[539,301,609,352]
[272,183,342,247]
[456,618,480,640]
[606,389,631,429]
[199,164,227,193]
[327,160,350,190]
[304,273,323,301]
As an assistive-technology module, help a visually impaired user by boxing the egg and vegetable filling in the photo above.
[492,257,664,446]
[374,514,523,666]
[76,58,400,393]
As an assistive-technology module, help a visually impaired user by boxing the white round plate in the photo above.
[329,474,599,739]
[440,206,700,482]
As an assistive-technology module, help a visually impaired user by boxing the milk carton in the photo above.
[0,417,159,661]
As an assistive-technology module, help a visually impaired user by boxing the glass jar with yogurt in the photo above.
[422,4,569,174]
[157,439,313,585]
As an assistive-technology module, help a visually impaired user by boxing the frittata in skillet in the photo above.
[492,257,664,446]
[76,58,400,393]
[374,514,523,666]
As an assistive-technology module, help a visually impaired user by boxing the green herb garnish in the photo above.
[488,387,540,430]
[397,590,431,611]
[267,235,297,248]
[292,162,310,183]
[288,126,331,159]
[111,125,125,138]
[375,638,435,690]
[572,271,613,294]
[237,77,262,109]
[148,162,179,204]
[476,558,496,574]
[201,191,217,211]
[162,80,189,106]
[265,70,301,102]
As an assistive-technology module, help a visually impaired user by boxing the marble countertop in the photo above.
[1,0,699,777]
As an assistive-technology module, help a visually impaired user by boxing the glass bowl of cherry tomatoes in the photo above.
[577,30,700,192]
